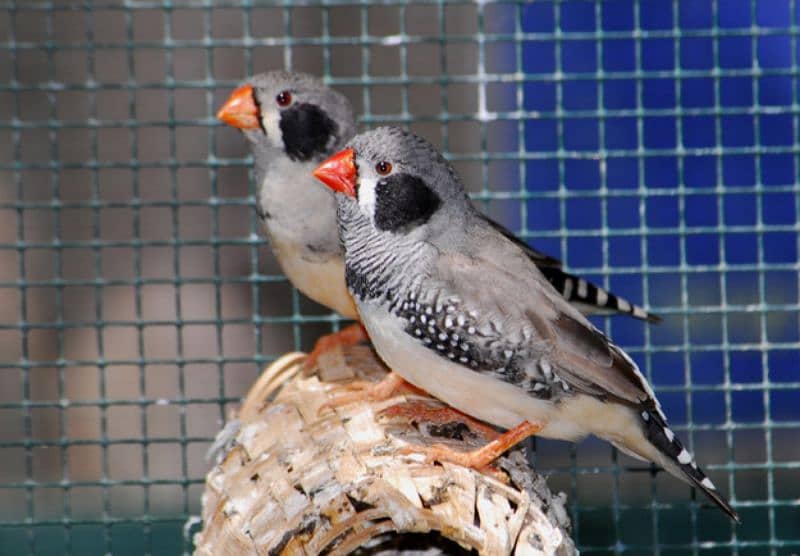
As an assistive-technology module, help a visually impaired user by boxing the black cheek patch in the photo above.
[374,173,442,232]
[279,103,338,162]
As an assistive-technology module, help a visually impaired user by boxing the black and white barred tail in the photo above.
[641,410,740,522]
[539,267,661,324]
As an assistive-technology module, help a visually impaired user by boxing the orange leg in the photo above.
[379,400,501,443]
[401,420,542,470]
[320,371,421,413]
[303,322,368,372]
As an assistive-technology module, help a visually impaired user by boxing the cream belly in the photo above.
[358,300,650,448]
[254,157,358,320]
[271,236,358,319]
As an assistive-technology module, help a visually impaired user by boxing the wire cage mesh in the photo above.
[0,1,798,554]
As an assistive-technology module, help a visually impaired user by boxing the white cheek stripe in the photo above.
[261,110,283,149]
[358,176,378,221]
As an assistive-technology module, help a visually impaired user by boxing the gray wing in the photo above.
[481,215,562,268]
[431,239,660,414]
[480,214,660,323]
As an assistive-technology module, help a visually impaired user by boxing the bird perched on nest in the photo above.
[312,126,739,522]
[217,71,659,366]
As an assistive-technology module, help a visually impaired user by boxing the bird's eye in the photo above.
[276,91,292,107]
[375,161,392,175]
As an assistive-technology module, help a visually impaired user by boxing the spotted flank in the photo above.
[641,410,740,522]
[390,292,491,371]
[539,267,661,323]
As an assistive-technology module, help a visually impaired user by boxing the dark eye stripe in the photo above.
[374,173,441,232]
[279,103,338,162]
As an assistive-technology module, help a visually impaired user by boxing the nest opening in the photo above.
[342,531,476,555]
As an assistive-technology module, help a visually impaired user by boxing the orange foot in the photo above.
[303,322,368,372]
[320,371,426,414]
[400,420,542,471]
[379,400,501,443]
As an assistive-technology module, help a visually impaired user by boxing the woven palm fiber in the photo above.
[193,344,575,555]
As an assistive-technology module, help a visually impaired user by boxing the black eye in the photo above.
[375,161,392,175]
[276,91,292,107]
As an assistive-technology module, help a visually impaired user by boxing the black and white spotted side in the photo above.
[640,409,740,522]
[385,289,573,402]
[341,220,571,402]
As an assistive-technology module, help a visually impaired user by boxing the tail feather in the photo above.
[539,267,661,323]
[641,410,740,523]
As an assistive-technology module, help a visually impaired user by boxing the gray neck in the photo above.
[253,146,342,259]
[337,197,433,303]
[252,147,273,200]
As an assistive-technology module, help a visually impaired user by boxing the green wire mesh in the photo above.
[0,1,798,554]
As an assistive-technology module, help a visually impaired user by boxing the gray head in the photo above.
[314,126,473,237]
[217,70,356,163]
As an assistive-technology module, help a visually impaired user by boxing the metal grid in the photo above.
[0,1,798,554]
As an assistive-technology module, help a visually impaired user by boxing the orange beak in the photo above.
[313,148,357,197]
[217,84,260,130]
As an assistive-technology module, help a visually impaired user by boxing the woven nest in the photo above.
[193,344,576,555]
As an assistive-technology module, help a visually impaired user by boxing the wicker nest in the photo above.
[193,344,576,555]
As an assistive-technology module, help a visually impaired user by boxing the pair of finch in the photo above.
[218,71,738,522]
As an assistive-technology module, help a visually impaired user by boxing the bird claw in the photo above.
[318,371,408,414]
[379,400,500,442]
[397,443,507,482]
[302,322,368,373]
[397,420,542,472]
